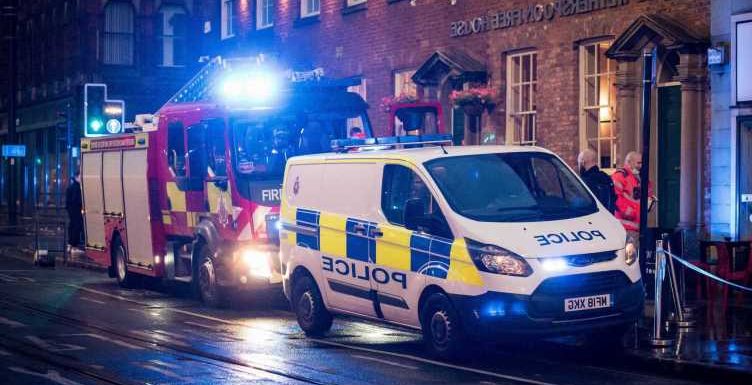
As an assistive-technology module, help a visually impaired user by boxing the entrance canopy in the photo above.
[605,14,706,61]
[412,49,487,86]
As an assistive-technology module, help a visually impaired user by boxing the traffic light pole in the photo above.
[3,0,18,226]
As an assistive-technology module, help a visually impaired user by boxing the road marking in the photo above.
[8,367,83,385]
[353,354,419,370]
[0,273,18,282]
[26,336,86,352]
[59,333,143,350]
[140,363,193,382]
[79,297,106,305]
[132,330,191,347]
[0,316,26,328]
[149,359,181,369]
[184,320,225,331]
[67,284,560,385]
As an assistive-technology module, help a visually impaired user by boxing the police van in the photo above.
[279,135,643,358]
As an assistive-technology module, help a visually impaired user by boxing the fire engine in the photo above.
[80,57,372,305]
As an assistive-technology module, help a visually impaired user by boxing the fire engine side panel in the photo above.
[82,152,106,249]
[122,149,154,267]
[102,151,124,215]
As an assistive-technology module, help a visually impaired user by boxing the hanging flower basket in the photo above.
[379,94,419,113]
[450,86,497,115]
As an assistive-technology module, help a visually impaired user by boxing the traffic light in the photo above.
[84,84,106,137]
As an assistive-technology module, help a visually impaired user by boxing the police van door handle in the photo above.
[353,224,367,235]
[370,228,384,238]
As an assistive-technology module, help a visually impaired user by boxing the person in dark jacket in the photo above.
[65,171,83,249]
[577,149,616,214]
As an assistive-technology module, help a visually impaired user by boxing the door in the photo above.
[81,152,105,249]
[658,86,681,230]
[738,117,752,240]
[123,149,154,267]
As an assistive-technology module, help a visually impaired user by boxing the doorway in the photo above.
[738,116,752,240]
[657,85,681,230]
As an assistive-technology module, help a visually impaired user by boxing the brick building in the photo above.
[0,0,202,215]
[202,0,714,238]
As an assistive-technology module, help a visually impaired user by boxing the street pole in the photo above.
[638,49,654,259]
[2,0,18,226]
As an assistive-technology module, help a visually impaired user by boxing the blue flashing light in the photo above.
[220,71,280,106]
[330,134,452,152]
[484,301,507,317]
[510,301,527,316]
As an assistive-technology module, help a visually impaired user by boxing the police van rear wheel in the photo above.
[421,293,466,360]
[292,276,332,336]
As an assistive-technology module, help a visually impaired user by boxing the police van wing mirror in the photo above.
[404,198,425,232]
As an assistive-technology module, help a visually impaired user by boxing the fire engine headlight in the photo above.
[241,249,272,278]
[467,239,532,277]
[624,235,638,266]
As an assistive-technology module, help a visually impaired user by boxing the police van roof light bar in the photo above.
[331,134,452,152]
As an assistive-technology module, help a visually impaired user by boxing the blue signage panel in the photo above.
[2,145,26,157]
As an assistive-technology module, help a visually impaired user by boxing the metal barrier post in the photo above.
[666,236,696,328]
[650,236,674,347]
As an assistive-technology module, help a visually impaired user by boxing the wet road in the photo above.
[0,253,739,385]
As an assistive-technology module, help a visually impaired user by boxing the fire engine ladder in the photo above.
[159,56,226,110]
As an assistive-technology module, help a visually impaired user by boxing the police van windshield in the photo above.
[232,113,368,179]
[425,152,597,222]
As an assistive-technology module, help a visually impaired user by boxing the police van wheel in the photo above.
[421,293,466,360]
[113,239,135,288]
[195,243,223,308]
[292,276,332,336]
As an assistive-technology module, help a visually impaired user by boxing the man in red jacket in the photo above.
[612,151,655,245]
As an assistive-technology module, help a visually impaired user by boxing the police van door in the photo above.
[317,162,383,318]
[377,164,454,325]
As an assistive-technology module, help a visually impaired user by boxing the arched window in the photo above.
[157,6,187,67]
[103,1,134,65]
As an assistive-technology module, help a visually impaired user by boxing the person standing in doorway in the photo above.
[578,149,616,213]
[65,171,83,251]
[612,151,654,247]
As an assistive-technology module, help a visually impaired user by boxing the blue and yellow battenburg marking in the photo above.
[283,206,483,287]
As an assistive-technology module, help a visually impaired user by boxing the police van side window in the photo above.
[381,164,451,238]
[167,121,186,177]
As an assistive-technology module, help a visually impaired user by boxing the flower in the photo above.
[379,94,419,112]
[449,86,497,107]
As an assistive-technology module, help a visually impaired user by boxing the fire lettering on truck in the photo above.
[534,230,606,246]
[261,188,282,202]
[322,256,407,289]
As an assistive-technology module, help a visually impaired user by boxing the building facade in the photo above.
[709,0,752,241]
[0,0,202,216]
[202,0,718,239]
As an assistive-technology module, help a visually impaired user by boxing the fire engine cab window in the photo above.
[207,121,227,177]
[381,164,449,237]
[233,120,295,177]
[167,121,186,176]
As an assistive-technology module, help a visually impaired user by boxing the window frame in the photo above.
[505,50,538,146]
[102,0,135,66]
[221,0,234,39]
[256,0,275,30]
[578,40,617,169]
[346,0,367,6]
[301,0,321,18]
[157,5,188,67]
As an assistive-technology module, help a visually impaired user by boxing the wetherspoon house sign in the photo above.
[450,0,630,37]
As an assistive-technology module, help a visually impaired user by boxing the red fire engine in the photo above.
[80,58,371,305]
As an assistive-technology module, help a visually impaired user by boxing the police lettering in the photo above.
[534,230,605,246]
[322,256,407,289]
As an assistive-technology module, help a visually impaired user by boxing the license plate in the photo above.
[564,294,611,312]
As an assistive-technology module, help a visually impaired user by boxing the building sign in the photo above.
[450,0,630,38]
[2,145,26,158]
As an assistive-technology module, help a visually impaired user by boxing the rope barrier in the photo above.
[664,250,752,293]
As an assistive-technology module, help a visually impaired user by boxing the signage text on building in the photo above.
[450,0,630,38]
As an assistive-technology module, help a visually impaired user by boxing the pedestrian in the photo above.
[65,171,84,251]
[577,149,616,213]
[612,151,655,248]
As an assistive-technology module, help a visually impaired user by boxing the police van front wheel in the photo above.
[421,293,466,360]
[292,276,332,336]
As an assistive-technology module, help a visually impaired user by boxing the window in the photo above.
[381,164,450,238]
[301,0,320,18]
[206,120,227,178]
[221,0,234,39]
[257,0,274,30]
[158,6,187,67]
[167,121,186,177]
[580,41,617,168]
[506,51,537,145]
[103,1,134,65]
[346,0,366,6]
[347,79,367,133]
[394,69,417,99]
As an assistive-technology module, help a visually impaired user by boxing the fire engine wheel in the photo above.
[292,275,332,336]
[113,239,135,288]
[420,293,466,360]
[194,243,223,307]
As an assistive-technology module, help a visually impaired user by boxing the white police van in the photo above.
[279,135,643,358]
